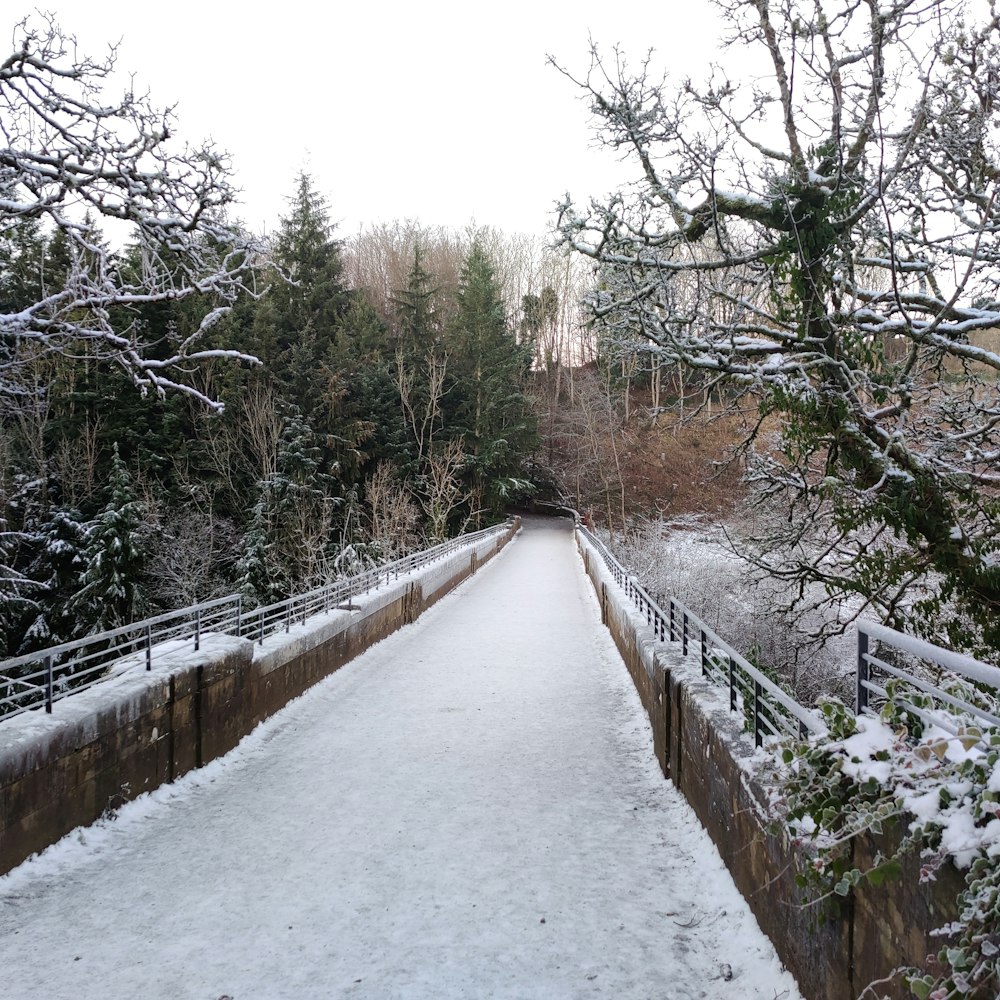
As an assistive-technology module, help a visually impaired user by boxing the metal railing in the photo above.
[857,620,1000,743]
[0,520,514,723]
[578,526,824,745]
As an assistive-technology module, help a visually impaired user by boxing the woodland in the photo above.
[0,14,674,658]
[7,0,1000,685]
[10,4,1000,995]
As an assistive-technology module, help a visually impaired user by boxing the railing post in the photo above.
[259,609,265,645]
[145,625,152,671]
[45,655,53,713]
[194,607,201,652]
[285,604,291,633]
[728,656,736,712]
[669,601,676,641]
[700,629,708,677]
[857,629,870,714]
[753,679,763,747]
[682,612,688,656]
[236,595,242,638]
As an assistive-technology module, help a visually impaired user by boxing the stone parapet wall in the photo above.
[0,520,519,876]
[578,533,960,1000]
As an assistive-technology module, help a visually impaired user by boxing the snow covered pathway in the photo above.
[0,518,801,1000]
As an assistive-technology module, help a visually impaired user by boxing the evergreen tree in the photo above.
[0,523,42,658]
[235,409,336,604]
[235,492,279,609]
[247,173,366,542]
[0,208,46,316]
[392,245,441,349]
[73,444,147,633]
[446,242,538,518]
[252,172,351,374]
[20,507,89,651]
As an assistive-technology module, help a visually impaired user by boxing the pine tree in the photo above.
[245,172,365,546]
[446,242,538,518]
[0,206,46,317]
[235,409,336,604]
[0,522,42,658]
[235,492,278,609]
[392,245,441,349]
[73,444,147,633]
[253,172,350,373]
[20,507,89,651]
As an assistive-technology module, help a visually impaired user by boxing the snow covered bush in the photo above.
[778,691,1000,999]
[605,516,857,704]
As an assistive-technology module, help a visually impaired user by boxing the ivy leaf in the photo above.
[958,727,982,752]
[945,946,968,969]
[866,859,903,887]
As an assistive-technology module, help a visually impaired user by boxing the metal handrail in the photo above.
[578,526,824,745]
[0,520,514,723]
[856,620,1000,741]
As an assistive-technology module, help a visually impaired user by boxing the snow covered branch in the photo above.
[0,14,261,409]
[555,0,1000,655]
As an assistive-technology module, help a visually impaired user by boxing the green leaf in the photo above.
[907,975,934,1000]
[946,946,968,969]
[866,860,902,887]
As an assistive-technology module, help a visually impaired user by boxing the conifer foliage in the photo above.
[73,445,146,634]
[447,242,537,516]
[0,17,542,654]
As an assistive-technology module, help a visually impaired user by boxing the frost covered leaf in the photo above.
[906,976,935,1000]
[957,728,982,752]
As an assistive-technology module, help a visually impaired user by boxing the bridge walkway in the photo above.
[0,517,801,1000]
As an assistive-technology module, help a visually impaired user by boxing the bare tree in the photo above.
[418,439,473,542]
[52,412,102,509]
[364,461,420,560]
[1,14,259,409]
[396,348,447,466]
[345,221,465,329]
[145,504,237,607]
[554,1,1000,653]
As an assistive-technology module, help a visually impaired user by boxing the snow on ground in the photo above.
[0,517,802,1000]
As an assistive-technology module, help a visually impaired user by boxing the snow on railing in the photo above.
[857,620,1000,742]
[578,525,825,745]
[0,520,515,723]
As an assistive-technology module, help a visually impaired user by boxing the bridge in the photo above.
[0,518,801,1000]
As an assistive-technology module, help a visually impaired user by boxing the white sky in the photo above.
[15,1,724,239]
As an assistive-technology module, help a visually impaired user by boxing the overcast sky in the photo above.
[17,2,723,239]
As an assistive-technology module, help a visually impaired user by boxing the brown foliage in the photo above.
[540,368,750,530]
